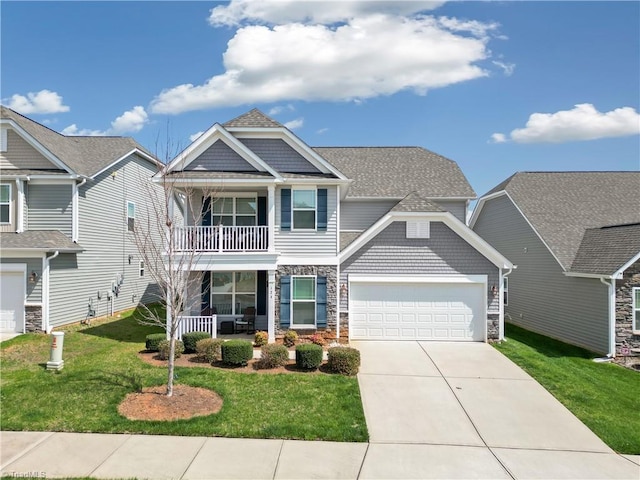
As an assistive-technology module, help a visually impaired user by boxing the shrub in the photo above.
[195,338,224,363]
[157,339,185,360]
[308,333,326,346]
[145,333,166,352]
[222,339,253,366]
[182,331,211,353]
[254,331,269,347]
[327,347,360,376]
[283,330,298,347]
[295,343,323,370]
[259,344,290,369]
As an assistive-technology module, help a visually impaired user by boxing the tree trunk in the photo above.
[166,335,175,397]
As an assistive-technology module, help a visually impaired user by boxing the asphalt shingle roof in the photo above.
[0,231,83,252]
[223,109,285,128]
[314,147,476,199]
[390,192,445,213]
[487,172,640,269]
[570,223,640,275]
[1,106,154,178]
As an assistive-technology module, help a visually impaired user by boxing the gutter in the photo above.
[43,250,60,333]
[600,277,616,358]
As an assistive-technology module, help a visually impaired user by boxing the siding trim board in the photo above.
[0,122,72,172]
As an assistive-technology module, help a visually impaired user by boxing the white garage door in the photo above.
[0,271,25,333]
[350,280,485,341]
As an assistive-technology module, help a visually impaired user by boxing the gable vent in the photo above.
[406,221,430,239]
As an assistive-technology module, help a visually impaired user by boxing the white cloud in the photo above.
[190,131,205,142]
[268,104,295,115]
[492,60,515,76]
[491,104,640,144]
[489,133,506,144]
[209,0,445,26]
[109,106,148,134]
[316,127,329,135]
[4,89,70,114]
[284,117,303,129]
[151,14,494,114]
[62,106,149,136]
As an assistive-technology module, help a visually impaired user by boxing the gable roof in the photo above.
[0,106,156,178]
[475,171,640,270]
[0,231,83,252]
[223,108,284,128]
[390,192,445,213]
[314,147,476,199]
[570,223,640,276]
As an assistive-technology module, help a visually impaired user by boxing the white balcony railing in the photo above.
[173,225,269,252]
[176,315,217,339]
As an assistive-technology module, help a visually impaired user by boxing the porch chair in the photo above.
[235,306,256,335]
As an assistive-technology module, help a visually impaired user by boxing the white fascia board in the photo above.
[349,274,487,284]
[92,148,161,180]
[282,177,351,186]
[613,251,640,279]
[27,178,76,185]
[1,250,47,258]
[339,210,513,270]
[564,272,613,280]
[278,256,339,266]
[0,263,27,273]
[470,190,567,271]
[153,178,281,188]
[343,196,404,201]
[0,120,74,174]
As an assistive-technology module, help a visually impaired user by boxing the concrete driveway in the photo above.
[354,341,638,479]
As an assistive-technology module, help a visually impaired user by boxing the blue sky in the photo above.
[2,1,639,197]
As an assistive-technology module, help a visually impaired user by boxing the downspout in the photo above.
[600,277,616,358]
[72,178,87,243]
[499,267,514,341]
[43,250,60,333]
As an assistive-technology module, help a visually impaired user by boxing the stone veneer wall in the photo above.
[487,313,499,340]
[275,265,338,336]
[25,305,42,332]
[615,260,640,357]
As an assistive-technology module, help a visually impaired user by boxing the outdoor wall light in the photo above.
[340,283,348,297]
[490,284,498,296]
[128,254,134,264]
[29,271,38,283]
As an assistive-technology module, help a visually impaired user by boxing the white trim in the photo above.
[42,250,59,333]
[27,178,76,185]
[268,270,276,342]
[0,182,12,225]
[470,190,567,271]
[72,181,78,242]
[127,200,135,232]
[210,271,257,317]
[0,120,73,173]
[0,263,27,334]
[0,250,46,258]
[15,179,24,232]
[632,287,640,335]
[613,251,640,279]
[0,127,7,152]
[278,256,339,266]
[268,185,276,254]
[348,274,487,284]
[291,186,317,231]
[340,210,513,269]
[290,275,317,328]
[600,277,616,357]
[91,148,161,180]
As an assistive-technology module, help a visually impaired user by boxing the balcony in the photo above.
[173,225,269,252]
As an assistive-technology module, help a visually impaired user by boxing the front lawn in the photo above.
[494,324,640,454]
[0,308,368,442]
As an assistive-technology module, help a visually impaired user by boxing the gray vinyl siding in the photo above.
[0,181,17,232]
[433,200,467,223]
[340,200,396,231]
[340,221,499,313]
[0,129,57,170]
[186,140,257,172]
[275,185,338,256]
[0,257,42,303]
[240,138,322,173]
[48,154,162,328]
[27,184,72,236]
[472,194,609,354]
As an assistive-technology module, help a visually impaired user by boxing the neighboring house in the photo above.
[470,172,640,357]
[0,106,161,334]
[162,109,512,343]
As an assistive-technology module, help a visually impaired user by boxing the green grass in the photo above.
[494,324,640,454]
[0,307,368,442]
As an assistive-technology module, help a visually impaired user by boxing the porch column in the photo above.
[268,270,276,343]
[267,185,275,253]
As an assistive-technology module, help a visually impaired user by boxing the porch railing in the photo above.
[173,225,269,252]
[176,315,217,339]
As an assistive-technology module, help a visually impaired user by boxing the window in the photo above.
[127,201,135,232]
[292,276,316,326]
[503,277,509,306]
[0,184,11,224]
[406,221,430,239]
[292,189,316,230]
[633,287,640,333]
[211,271,256,315]
[211,197,256,226]
[139,261,145,278]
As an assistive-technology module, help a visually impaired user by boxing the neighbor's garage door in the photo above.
[0,270,25,333]
[350,280,485,341]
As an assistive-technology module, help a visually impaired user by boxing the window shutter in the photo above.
[257,196,267,226]
[280,275,291,327]
[257,270,267,315]
[316,276,327,328]
[201,271,211,314]
[317,189,327,231]
[281,189,291,231]
[202,196,212,227]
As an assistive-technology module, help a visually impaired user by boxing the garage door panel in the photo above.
[1,271,25,333]
[350,281,485,341]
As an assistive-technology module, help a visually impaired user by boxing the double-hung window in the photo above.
[292,189,316,230]
[633,287,640,333]
[211,271,256,315]
[212,197,256,226]
[291,276,316,326]
[127,201,135,232]
[0,184,11,224]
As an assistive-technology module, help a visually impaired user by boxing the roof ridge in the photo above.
[1,105,66,138]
